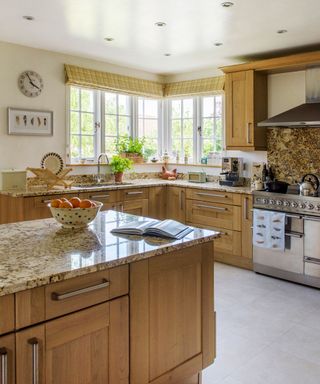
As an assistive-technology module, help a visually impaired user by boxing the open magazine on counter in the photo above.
[110,219,193,240]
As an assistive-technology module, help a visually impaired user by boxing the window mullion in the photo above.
[100,91,105,155]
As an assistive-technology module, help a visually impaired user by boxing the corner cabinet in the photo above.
[225,70,268,151]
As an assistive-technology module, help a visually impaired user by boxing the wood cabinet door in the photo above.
[225,70,254,148]
[130,243,215,384]
[122,199,148,216]
[166,187,186,222]
[148,187,167,220]
[0,334,15,384]
[241,195,253,260]
[45,298,128,384]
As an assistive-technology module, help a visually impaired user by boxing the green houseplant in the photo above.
[116,136,145,163]
[110,155,133,183]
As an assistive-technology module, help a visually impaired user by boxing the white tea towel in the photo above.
[253,209,270,248]
[269,211,285,252]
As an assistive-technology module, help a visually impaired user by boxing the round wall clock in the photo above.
[18,70,44,97]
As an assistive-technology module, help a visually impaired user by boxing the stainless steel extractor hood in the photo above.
[258,67,320,127]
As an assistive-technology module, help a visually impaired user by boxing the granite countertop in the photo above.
[0,178,253,197]
[0,210,219,296]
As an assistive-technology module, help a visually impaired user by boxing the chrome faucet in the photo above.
[96,153,109,183]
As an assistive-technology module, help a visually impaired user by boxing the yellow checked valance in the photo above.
[64,64,164,98]
[64,64,224,98]
[163,76,225,97]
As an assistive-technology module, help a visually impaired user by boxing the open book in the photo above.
[111,219,193,240]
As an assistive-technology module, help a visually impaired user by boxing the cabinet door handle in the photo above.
[51,279,110,301]
[196,192,228,198]
[42,199,52,204]
[126,191,143,195]
[196,204,227,211]
[28,338,39,384]
[247,122,252,144]
[89,194,110,199]
[0,348,7,384]
[180,190,184,210]
[243,197,248,220]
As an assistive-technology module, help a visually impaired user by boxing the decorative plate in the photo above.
[40,152,64,175]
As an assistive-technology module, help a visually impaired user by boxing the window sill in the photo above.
[67,162,221,168]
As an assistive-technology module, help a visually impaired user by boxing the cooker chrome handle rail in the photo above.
[0,348,7,384]
[304,256,320,266]
[28,338,39,384]
[51,279,110,301]
[285,231,304,238]
[303,216,320,222]
[285,214,303,220]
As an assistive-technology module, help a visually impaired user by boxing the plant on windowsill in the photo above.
[109,155,133,183]
[116,136,145,164]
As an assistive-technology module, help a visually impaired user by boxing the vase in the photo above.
[114,172,124,183]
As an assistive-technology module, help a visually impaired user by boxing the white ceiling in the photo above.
[1,0,320,75]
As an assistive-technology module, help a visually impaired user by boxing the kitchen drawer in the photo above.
[211,228,241,257]
[0,295,14,335]
[186,199,241,231]
[186,189,241,206]
[121,188,149,201]
[79,190,119,205]
[32,194,78,208]
[45,265,128,320]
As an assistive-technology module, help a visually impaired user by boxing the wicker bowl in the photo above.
[48,201,103,228]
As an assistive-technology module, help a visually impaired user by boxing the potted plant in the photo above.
[109,155,132,183]
[116,136,145,163]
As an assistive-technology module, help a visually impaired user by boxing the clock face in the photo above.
[18,71,44,97]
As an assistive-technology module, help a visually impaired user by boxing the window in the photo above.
[169,98,195,162]
[69,87,97,161]
[104,92,132,155]
[138,98,160,159]
[201,95,223,156]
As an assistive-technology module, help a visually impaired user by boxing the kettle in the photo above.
[299,174,319,196]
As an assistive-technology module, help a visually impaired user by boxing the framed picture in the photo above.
[8,107,53,136]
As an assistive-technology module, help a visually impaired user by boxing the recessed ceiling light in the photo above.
[104,37,114,42]
[155,22,167,27]
[164,53,171,57]
[277,29,288,34]
[221,2,234,7]
[23,15,34,21]
[214,42,223,47]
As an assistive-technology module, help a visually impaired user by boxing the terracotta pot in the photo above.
[114,172,124,183]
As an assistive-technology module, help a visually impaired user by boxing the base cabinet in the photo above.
[166,187,186,222]
[0,334,15,384]
[16,298,129,384]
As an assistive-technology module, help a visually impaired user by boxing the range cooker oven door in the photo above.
[304,216,320,279]
[253,213,304,275]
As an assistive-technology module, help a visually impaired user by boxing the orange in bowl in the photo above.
[69,197,81,208]
[79,199,93,208]
[51,199,62,208]
[59,201,73,209]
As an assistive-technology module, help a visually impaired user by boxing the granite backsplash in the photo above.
[267,127,320,184]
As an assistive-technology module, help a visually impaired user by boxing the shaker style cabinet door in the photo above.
[166,187,186,222]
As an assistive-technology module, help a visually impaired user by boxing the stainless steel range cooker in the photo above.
[253,190,320,288]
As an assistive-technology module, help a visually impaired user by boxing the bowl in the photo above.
[48,201,103,228]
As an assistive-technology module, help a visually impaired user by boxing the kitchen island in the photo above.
[0,210,219,384]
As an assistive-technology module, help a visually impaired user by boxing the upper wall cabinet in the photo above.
[225,70,268,151]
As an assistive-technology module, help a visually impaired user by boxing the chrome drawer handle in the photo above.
[89,194,110,199]
[0,348,7,384]
[51,279,110,301]
[304,256,320,265]
[285,214,303,220]
[303,216,320,222]
[196,204,227,211]
[28,338,39,384]
[126,191,143,195]
[196,192,228,198]
[285,232,304,238]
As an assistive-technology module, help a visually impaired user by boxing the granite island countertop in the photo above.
[0,210,219,296]
[0,178,253,197]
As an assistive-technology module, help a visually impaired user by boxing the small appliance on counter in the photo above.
[0,169,27,191]
[219,157,244,187]
[299,173,319,196]
[188,171,206,183]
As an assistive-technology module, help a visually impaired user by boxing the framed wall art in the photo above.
[8,107,53,136]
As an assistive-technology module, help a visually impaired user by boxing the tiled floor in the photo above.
[202,262,320,384]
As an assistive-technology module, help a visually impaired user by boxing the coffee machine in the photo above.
[219,157,244,187]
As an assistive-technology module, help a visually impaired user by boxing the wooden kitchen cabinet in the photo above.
[122,199,149,216]
[225,70,267,150]
[148,186,167,220]
[16,298,129,384]
[0,333,15,384]
[166,186,186,222]
[130,242,215,384]
[79,190,120,211]
[0,295,14,335]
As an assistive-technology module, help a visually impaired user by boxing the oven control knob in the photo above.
[291,201,298,208]
[269,199,276,205]
[283,201,290,207]
[316,205,320,211]
[262,198,269,204]
[276,200,283,206]
[299,202,306,209]
[306,203,314,210]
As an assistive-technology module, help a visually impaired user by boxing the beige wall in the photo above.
[0,41,162,170]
